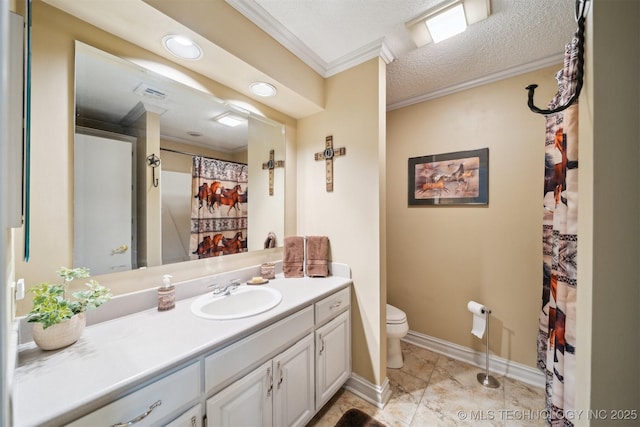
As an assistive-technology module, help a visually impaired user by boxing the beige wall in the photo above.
[15,1,295,314]
[297,58,387,385]
[387,66,560,368]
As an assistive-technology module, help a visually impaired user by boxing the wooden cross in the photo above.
[314,135,346,192]
[261,149,285,195]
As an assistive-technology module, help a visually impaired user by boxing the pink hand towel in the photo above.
[283,236,304,278]
[306,236,329,277]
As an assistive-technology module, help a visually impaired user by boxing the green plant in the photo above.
[27,267,112,329]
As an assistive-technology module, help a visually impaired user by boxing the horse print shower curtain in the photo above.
[538,36,579,427]
[190,156,248,259]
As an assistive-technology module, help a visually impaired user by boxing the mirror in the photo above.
[74,42,285,276]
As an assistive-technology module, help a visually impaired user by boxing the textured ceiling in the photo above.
[230,0,578,108]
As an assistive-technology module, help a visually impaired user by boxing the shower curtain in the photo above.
[538,36,579,427]
[189,156,248,259]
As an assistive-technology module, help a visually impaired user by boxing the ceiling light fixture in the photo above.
[162,35,203,60]
[213,111,247,127]
[249,82,277,97]
[426,4,467,43]
[406,0,490,47]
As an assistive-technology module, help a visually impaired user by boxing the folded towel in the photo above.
[305,236,329,277]
[283,236,304,278]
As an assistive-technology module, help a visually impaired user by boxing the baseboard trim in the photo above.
[403,331,545,389]
[344,373,391,409]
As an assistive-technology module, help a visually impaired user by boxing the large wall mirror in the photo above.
[74,42,285,276]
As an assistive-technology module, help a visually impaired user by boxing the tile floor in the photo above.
[308,341,546,427]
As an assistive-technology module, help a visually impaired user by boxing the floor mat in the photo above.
[334,408,387,427]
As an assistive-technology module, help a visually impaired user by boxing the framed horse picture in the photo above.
[408,148,488,206]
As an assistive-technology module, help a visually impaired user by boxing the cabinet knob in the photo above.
[111,244,129,254]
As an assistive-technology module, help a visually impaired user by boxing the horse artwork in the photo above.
[408,148,488,205]
[192,233,224,258]
[189,156,248,259]
[210,184,245,215]
[222,231,244,255]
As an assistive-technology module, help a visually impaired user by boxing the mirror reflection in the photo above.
[74,42,285,276]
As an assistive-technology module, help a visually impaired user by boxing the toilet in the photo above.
[386,304,409,369]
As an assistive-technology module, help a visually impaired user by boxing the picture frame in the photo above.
[408,148,488,205]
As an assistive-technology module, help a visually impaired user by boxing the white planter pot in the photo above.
[32,313,86,351]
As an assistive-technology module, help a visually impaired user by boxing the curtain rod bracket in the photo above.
[525,0,587,115]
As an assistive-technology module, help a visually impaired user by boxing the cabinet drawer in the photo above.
[165,403,202,427]
[205,306,314,395]
[67,362,200,426]
[315,287,350,326]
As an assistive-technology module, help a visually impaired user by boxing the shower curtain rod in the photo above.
[160,147,247,166]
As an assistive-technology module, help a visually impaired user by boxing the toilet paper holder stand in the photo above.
[477,307,500,388]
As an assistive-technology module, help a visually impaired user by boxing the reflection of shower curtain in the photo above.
[538,36,579,427]
[189,156,248,259]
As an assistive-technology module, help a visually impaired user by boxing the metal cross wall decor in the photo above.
[314,135,346,192]
[261,149,285,195]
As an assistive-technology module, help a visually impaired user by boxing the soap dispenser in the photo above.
[158,274,175,311]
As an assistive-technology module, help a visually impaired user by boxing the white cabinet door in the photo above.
[74,131,133,275]
[315,310,351,410]
[273,334,315,427]
[207,360,273,427]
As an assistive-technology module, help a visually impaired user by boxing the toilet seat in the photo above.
[386,304,407,324]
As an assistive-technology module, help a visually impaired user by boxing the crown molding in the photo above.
[324,38,396,78]
[226,0,395,79]
[225,0,327,75]
[387,52,564,111]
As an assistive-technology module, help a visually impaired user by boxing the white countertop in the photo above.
[12,266,351,427]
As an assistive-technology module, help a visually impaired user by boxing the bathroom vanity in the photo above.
[12,264,352,426]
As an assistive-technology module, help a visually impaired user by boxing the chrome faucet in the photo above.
[209,279,241,296]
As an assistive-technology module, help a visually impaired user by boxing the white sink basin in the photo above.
[190,286,282,320]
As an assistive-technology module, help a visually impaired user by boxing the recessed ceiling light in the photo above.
[250,82,277,97]
[405,0,489,47]
[162,35,203,60]
[425,3,467,43]
[213,111,247,127]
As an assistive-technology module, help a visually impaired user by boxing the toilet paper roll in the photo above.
[467,301,487,339]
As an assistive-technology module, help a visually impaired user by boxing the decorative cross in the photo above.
[314,135,346,192]
[261,149,285,195]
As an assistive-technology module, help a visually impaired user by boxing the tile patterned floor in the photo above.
[308,341,546,427]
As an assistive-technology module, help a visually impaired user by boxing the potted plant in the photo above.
[27,267,112,350]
